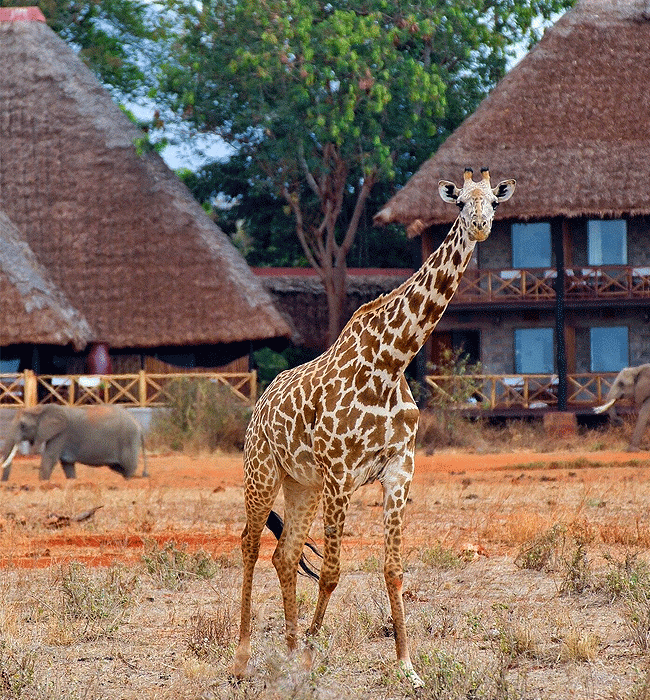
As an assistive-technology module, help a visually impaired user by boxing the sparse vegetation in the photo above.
[0,429,648,697]
[57,562,137,641]
[148,378,251,453]
[142,540,218,590]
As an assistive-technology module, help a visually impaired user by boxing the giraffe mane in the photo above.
[348,275,414,323]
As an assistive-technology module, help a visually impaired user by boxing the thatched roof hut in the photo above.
[375,0,650,234]
[0,9,290,360]
[0,210,91,349]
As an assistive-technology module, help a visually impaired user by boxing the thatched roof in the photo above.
[0,11,290,349]
[0,210,92,349]
[375,0,650,234]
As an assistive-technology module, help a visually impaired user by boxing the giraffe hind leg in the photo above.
[307,485,352,639]
[271,478,322,655]
[266,510,322,580]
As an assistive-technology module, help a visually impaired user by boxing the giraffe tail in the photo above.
[266,510,322,581]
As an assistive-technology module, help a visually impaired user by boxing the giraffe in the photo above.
[233,168,516,687]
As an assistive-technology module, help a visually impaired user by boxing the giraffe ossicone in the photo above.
[233,169,515,687]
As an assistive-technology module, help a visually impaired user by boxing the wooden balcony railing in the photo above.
[0,371,257,409]
[453,265,650,304]
[425,373,617,411]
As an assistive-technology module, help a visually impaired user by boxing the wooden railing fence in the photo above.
[0,371,257,408]
[453,265,650,304]
[425,373,618,411]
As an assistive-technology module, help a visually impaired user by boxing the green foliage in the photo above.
[427,347,483,408]
[143,541,218,590]
[180,157,414,268]
[149,378,251,452]
[158,0,575,340]
[420,542,465,570]
[253,345,321,393]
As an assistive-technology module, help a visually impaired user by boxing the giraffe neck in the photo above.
[344,217,476,377]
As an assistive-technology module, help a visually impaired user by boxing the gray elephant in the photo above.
[0,404,148,481]
[594,363,650,451]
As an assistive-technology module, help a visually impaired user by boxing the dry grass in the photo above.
[0,421,649,697]
[416,409,635,453]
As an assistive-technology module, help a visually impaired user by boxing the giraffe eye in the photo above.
[491,201,499,210]
[456,200,465,209]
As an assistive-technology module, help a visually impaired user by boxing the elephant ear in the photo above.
[36,410,68,443]
[634,368,650,406]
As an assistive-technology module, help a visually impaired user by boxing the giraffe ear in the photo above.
[438,180,460,204]
[493,179,516,202]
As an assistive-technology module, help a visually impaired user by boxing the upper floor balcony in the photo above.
[452,265,650,306]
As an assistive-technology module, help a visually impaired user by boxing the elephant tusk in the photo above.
[0,444,18,470]
[593,398,617,414]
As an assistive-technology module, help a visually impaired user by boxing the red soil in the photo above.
[1,449,647,569]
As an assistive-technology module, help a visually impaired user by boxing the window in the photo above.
[514,328,554,373]
[511,222,552,268]
[588,220,627,265]
[590,326,628,372]
[0,350,20,373]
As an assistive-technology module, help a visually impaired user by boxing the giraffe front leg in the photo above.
[382,463,424,688]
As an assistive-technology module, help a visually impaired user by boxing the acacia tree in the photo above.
[159,0,573,345]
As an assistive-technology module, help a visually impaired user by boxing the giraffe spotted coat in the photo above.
[234,168,516,687]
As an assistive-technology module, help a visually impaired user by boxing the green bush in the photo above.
[149,378,251,452]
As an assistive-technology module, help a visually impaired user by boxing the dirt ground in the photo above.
[2,448,650,698]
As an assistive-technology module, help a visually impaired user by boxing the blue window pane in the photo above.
[514,328,554,373]
[512,223,552,268]
[590,326,628,372]
[588,220,627,265]
[0,357,20,374]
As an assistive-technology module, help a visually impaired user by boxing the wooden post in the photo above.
[139,370,147,407]
[250,370,257,404]
[552,218,568,411]
[24,370,37,407]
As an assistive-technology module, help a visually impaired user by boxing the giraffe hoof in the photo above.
[301,645,314,671]
[400,661,425,688]
[231,646,251,679]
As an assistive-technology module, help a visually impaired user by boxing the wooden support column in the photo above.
[552,218,568,411]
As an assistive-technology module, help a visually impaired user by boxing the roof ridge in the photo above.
[0,7,45,22]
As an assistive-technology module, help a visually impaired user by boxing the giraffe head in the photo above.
[438,168,516,242]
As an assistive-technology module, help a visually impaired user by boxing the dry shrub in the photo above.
[515,524,567,572]
[186,609,235,660]
[558,628,600,662]
[417,411,487,452]
[148,378,251,453]
[142,540,218,590]
[56,562,137,641]
[0,642,36,699]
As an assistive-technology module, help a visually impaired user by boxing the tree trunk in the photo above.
[325,263,348,347]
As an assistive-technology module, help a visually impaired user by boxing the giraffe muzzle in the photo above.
[470,226,490,242]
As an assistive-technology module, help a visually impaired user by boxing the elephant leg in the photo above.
[61,462,77,479]
[39,453,58,480]
[39,437,65,480]
[108,463,128,477]
[629,399,650,451]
